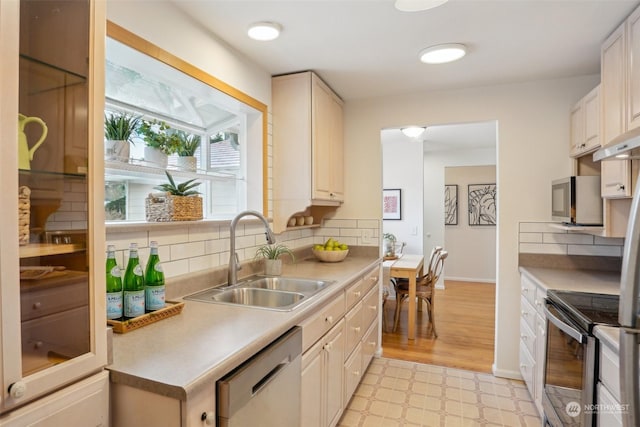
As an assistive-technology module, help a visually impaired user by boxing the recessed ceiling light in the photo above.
[247,22,281,41]
[419,43,467,64]
[401,126,426,138]
[394,0,449,12]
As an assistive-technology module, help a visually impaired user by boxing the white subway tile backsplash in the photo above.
[149,228,193,245]
[340,228,363,237]
[358,219,379,229]
[324,219,357,228]
[189,253,221,272]
[519,233,543,243]
[170,241,206,260]
[568,245,623,257]
[519,221,623,258]
[543,233,594,245]
[519,243,567,255]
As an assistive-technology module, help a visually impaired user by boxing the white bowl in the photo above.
[312,249,349,263]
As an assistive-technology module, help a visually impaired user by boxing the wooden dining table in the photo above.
[384,254,425,340]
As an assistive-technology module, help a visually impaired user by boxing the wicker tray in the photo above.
[107,300,185,334]
[145,193,203,222]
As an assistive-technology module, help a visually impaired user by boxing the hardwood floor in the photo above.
[382,280,496,373]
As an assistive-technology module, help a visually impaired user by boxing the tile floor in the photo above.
[339,357,541,427]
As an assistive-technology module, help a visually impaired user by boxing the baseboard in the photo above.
[492,363,523,380]
[445,276,495,283]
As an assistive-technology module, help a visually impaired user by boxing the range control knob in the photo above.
[8,381,26,399]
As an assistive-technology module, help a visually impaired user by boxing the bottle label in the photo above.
[124,290,145,317]
[154,263,164,273]
[146,285,166,311]
[107,292,123,320]
[110,265,122,278]
[133,264,143,276]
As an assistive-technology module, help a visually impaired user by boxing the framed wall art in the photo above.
[383,188,402,220]
[444,184,458,225]
[468,183,496,226]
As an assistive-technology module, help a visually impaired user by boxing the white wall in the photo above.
[340,75,600,378]
[444,165,497,282]
[381,138,423,255]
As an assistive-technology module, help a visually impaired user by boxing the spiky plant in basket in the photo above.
[154,171,201,196]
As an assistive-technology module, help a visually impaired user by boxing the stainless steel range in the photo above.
[543,290,620,427]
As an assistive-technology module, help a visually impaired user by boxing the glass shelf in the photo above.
[19,168,87,179]
[20,54,87,95]
[19,243,86,259]
[105,159,238,184]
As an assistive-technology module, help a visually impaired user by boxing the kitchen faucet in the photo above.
[228,210,276,286]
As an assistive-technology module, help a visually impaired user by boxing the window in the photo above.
[104,25,267,222]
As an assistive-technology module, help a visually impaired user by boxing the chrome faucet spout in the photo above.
[228,210,275,286]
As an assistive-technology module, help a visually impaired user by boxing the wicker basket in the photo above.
[18,186,30,246]
[145,192,203,222]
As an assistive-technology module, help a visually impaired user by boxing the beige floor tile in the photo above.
[425,384,444,398]
[404,407,426,424]
[459,389,479,404]
[386,366,413,380]
[445,400,463,416]
[522,414,543,426]
[410,381,428,394]
[383,402,404,419]
[495,395,518,412]
[355,383,375,398]
[480,393,500,408]
[425,395,443,411]
[500,410,524,426]
[458,378,477,391]
[481,407,504,424]
[348,395,369,411]
[443,415,464,427]
[369,401,390,417]
[339,409,364,426]
[408,393,426,408]
[518,399,539,416]
[492,383,512,397]
[362,414,386,427]
[460,402,480,419]
[368,363,385,375]
[422,410,442,427]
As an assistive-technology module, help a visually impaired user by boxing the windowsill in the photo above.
[105,217,274,232]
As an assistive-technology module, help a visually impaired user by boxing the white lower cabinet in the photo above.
[300,264,381,427]
[597,340,623,427]
[0,371,109,427]
[519,273,547,417]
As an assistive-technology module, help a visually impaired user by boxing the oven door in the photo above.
[543,300,596,427]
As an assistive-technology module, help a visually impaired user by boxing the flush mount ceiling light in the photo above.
[401,126,426,138]
[395,0,449,12]
[419,43,467,64]
[247,22,282,41]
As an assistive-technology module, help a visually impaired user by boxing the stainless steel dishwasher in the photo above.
[217,326,302,427]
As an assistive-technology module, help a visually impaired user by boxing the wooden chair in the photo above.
[392,250,448,338]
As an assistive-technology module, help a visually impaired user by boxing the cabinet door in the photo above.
[601,24,626,146]
[534,314,546,416]
[311,75,335,201]
[583,86,601,152]
[329,93,344,202]
[628,6,640,131]
[569,100,584,157]
[324,321,345,427]
[301,341,323,427]
[601,159,632,198]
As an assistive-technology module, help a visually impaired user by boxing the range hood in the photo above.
[593,126,640,161]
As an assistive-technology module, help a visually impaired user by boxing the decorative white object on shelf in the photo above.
[144,146,168,168]
[176,155,196,172]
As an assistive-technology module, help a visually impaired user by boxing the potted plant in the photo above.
[254,244,295,276]
[146,171,203,221]
[174,130,201,172]
[104,112,141,162]
[137,119,179,167]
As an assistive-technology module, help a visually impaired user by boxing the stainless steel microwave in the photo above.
[551,176,602,225]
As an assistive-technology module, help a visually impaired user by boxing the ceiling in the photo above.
[172,0,638,102]
[170,0,637,151]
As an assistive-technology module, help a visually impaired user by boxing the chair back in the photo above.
[429,251,448,285]
[426,246,443,277]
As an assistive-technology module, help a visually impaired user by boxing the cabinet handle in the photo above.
[34,341,43,349]
[535,300,542,307]
[353,291,361,298]
[32,302,41,310]
[352,370,360,376]
[369,305,377,311]
[521,310,528,317]
[201,411,215,425]
[324,341,333,351]
[618,184,626,191]
[325,315,334,324]
[368,341,376,347]
[522,287,528,293]
[521,335,527,340]
[8,381,26,399]
[353,326,361,334]
[520,364,526,370]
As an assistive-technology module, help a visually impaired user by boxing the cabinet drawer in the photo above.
[21,278,89,321]
[521,296,536,333]
[362,284,379,331]
[344,278,363,312]
[519,343,535,400]
[344,342,362,407]
[300,292,345,352]
[597,382,623,427]
[599,342,621,402]
[362,267,380,295]
[521,275,537,306]
[345,301,364,359]
[520,317,536,357]
[21,306,90,376]
[361,320,378,374]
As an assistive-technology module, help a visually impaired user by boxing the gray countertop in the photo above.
[107,254,380,400]
[519,267,621,294]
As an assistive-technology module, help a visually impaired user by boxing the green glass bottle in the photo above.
[106,245,123,320]
[145,241,165,312]
[123,243,145,318]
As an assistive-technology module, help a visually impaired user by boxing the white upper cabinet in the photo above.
[272,71,345,232]
[570,85,600,157]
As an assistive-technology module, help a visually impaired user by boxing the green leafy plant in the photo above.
[154,171,201,196]
[382,233,396,243]
[104,112,141,141]
[174,131,201,156]
[138,119,179,155]
[254,244,295,261]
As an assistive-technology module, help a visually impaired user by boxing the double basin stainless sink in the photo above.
[184,276,334,311]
